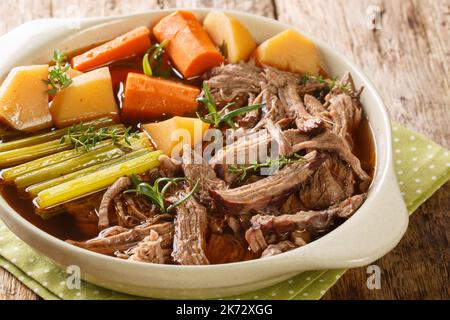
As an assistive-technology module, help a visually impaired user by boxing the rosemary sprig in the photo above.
[229,154,305,181]
[302,74,352,93]
[196,82,264,129]
[60,122,140,152]
[43,50,73,95]
[125,174,199,213]
[143,40,171,77]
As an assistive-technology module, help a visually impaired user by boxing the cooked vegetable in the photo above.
[122,73,200,122]
[35,150,163,209]
[255,29,321,76]
[203,11,257,63]
[153,11,224,79]
[15,134,148,189]
[0,137,72,168]
[44,50,74,95]
[1,124,125,182]
[125,175,199,214]
[142,40,171,77]
[62,122,139,152]
[142,116,210,156]
[0,65,53,132]
[50,67,120,127]
[0,117,114,153]
[26,148,149,197]
[72,26,152,72]
[196,82,263,129]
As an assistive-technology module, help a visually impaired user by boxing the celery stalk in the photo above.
[14,135,148,188]
[1,125,127,182]
[0,124,126,169]
[26,148,150,197]
[0,117,115,153]
[35,150,163,209]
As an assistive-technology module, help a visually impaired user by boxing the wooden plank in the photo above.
[276,0,450,300]
[158,0,276,18]
[276,0,449,148]
[0,267,39,300]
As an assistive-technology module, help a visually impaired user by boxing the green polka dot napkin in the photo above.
[0,124,448,300]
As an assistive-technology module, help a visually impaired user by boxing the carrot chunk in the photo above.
[153,11,224,79]
[122,73,200,122]
[72,26,152,72]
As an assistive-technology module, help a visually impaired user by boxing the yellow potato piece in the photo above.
[255,29,321,75]
[204,11,257,63]
[50,67,119,128]
[142,117,210,156]
[0,65,52,132]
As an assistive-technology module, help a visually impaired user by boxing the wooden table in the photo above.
[0,0,448,300]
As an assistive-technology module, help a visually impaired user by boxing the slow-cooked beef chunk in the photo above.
[328,93,362,149]
[98,176,132,230]
[291,130,371,190]
[245,194,367,255]
[64,193,102,238]
[172,191,210,265]
[265,67,325,134]
[299,153,356,210]
[182,149,227,208]
[210,151,327,214]
[204,62,266,108]
[128,230,168,264]
[67,221,174,256]
[261,241,297,258]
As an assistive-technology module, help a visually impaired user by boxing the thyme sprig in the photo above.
[44,50,73,95]
[143,40,171,77]
[229,154,305,181]
[125,175,199,213]
[196,82,264,129]
[60,122,140,152]
[302,74,352,93]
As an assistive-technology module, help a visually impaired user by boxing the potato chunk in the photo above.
[142,117,210,156]
[255,29,321,75]
[0,65,52,132]
[204,11,257,63]
[50,67,119,128]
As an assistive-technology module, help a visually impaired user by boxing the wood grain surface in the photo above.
[0,0,448,300]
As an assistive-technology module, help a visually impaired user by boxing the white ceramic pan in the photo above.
[0,9,408,299]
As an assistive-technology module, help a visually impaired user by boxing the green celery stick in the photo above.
[1,124,126,182]
[35,150,163,209]
[14,135,148,188]
[26,148,150,197]
[0,117,115,153]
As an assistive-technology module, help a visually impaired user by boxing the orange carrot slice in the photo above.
[122,73,200,122]
[72,26,152,72]
[153,11,224,79]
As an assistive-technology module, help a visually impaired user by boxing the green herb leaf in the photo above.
[229,154,305,181]
[44,50,73,94]
[197,82,265,129]
[126,175,197,213]
[62,122,140,152]
[302,74,352,93]
[142,40,170,78]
